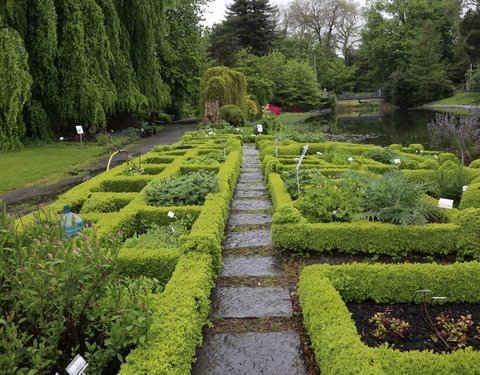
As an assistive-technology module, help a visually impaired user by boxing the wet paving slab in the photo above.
[220,257,284,277]
[238,173,264,183]
[191,331,307,375]
[210,287,293,318]
[223,230,272,248]
[242,157,261,164]
[241,166,262,172]
[228,213,272,226]
[232,199,272,210]
[236,183,267,191]
[234,190,268,199]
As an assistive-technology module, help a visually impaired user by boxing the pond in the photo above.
[291,108,452,148]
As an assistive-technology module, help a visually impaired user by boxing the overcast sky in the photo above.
[201,0,367,27]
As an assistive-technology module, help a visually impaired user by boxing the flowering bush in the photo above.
[283,168,325,200]
[0,206,155,374]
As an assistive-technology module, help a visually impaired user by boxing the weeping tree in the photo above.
[0,24,32,151]
[199,66,247,123]
[0,0,204,150]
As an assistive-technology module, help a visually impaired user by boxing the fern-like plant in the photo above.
[341,170,440,225]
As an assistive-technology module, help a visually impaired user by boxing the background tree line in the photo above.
[0,0,205,151]
[205,0,480,109]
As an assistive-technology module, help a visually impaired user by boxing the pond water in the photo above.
[291,108,446,148]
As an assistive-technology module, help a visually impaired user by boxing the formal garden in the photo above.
[2,0,480,374]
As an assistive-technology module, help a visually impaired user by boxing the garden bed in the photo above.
[348,302,480,353]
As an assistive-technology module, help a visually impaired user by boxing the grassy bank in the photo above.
[0,135,141,194]
[428,92,480,105]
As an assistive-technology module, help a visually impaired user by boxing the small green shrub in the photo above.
[363,148,399,165]
[143,171,219,206]
[322,150,353,165]
[438,152,460,165]
[469,159,480,168]
[124,218,194,249]
[388,144,403,151]
[219,104,245,127]
[434,161,467,203]
[294,178,362,223]
[184,152,225,165]
[398,159,419,170]
[283,168,324,199]
[459,183,480,209]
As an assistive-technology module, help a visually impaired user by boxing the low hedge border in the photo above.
[13,136,243,375]
[267,172,480,258]
[298,262,480,375]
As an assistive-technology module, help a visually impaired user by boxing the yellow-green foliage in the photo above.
[14,136,244,374]
[199,67,247,117]
[263,140,480,258]
[299,262,480,375]
[459,183,480,209]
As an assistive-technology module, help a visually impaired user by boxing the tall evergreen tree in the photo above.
[225,0,277,56]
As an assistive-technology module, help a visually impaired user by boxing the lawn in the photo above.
[0,143,108,194]
[427,92,480,105]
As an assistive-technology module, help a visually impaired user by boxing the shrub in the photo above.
[0,207,154,374]
[459,183,480,209]
[434,161,467,203]
[143,171,219,206]
[398,159,419,170]
[438,152,460,165]
[388,144,403,152]
[363,149,399,165]
[344,170,440,225]
[123,218,194,249]
[184,152,226,165]
[294,178,362,223]
[219,104,245,127]
[469,159,480,168]
[283,168,324,199]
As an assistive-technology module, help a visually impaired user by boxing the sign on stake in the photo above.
[66,354,88,375]
[75,126,84,148]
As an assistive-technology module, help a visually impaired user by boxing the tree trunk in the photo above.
[203,100,220,125]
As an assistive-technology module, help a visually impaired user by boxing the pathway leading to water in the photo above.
[192,145,308,375]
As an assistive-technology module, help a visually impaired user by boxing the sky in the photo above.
[201,0,367,27]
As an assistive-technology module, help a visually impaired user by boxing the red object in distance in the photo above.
[266,104,282,115]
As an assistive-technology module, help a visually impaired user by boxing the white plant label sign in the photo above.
[438,198,454,209]
[66,354,88,375]
[394,158,401,165]
[167,211,175,218]
[75,126,84,135]
[463,185,469,192]
[257,124,263,133]
[296,144,309,170]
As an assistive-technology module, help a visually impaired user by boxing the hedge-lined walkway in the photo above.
[192,145,308,374]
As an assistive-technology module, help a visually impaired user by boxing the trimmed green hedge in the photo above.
[14,135,244,374]
[119,254,215,375]
[299,262,480,375]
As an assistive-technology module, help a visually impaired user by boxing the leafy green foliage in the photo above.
[184,152,226,165]
[143,171,219,206]
[369,307,409,340]
[363,148,399,165]
[342,170,441,225]
[283,168,324,199]
[124,218,193,249]
[220,104,246,127]
[434,161,467,204]
[0,207,154,374]
[0,26,32,150]
[294,178,362,223]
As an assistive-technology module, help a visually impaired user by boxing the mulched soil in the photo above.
[348,302,480,353]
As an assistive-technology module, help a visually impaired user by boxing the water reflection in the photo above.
[293,109,446,147]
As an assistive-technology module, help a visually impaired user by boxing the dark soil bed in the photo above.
[348,302,480,353]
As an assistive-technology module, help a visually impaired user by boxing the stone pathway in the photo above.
[191,145,307,375]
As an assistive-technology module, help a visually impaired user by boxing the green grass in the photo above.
[427,92,480,106]
[0,143,109,193]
